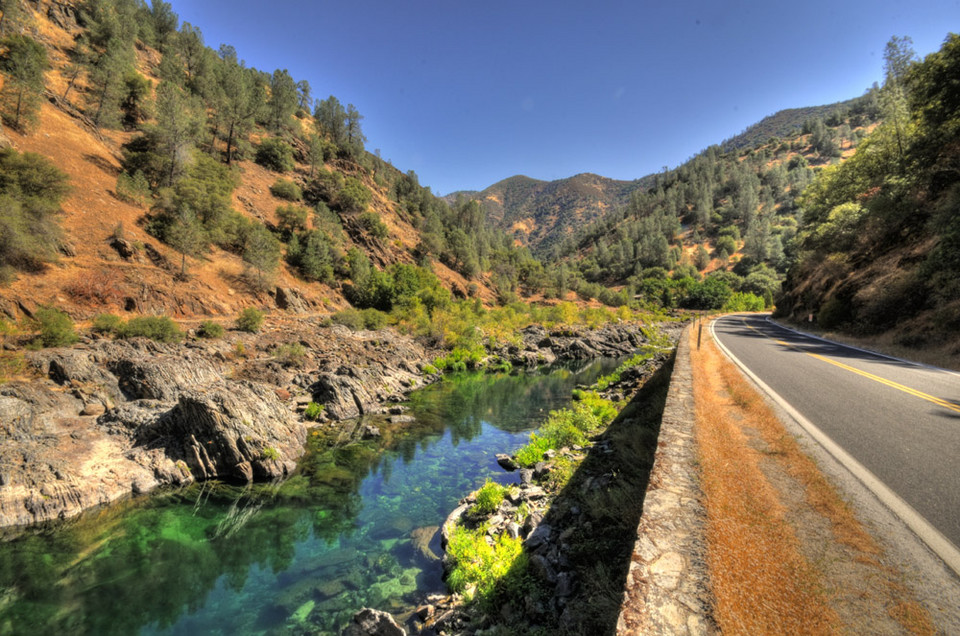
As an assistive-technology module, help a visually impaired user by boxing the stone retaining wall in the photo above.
[616,327,716,635]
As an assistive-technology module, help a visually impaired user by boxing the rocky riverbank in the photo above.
[410,346,677,635]
[0,318,668,529]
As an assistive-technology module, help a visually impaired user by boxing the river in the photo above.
[0,358,621,635]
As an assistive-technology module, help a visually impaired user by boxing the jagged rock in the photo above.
[0,381,188,527]
[47,1,79,29]
[109,352,224,401]
[495,453,518,471]
[341,607,406,636]
[110,236,138,259]
[533,461,553,479]
[525,523,552,549]
[556,571,576,597]
[519,468,534,485]
[275,287,309,313]
[361,424,382,438]
[80,403,106,417]
[529,554,558,584]
[143,381,305,481]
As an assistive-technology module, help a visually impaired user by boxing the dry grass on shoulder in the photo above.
[693,328,840,634]
[692,322,935,635]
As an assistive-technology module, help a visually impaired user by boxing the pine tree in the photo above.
[0,34,47,130]
[266,68,298,132]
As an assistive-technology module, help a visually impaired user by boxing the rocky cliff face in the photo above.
[0,320,437,528]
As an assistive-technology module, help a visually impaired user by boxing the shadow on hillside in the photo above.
[484,353,675,635]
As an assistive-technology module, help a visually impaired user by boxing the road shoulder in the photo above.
[696,318,951,634]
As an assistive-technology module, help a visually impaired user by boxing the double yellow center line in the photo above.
[735,319,960,415]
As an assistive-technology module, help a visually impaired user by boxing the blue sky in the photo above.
[168,1,958,195]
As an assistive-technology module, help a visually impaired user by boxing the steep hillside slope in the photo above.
[0,0,504,323]
[776,34,960,354]
[545,100,878,310]
[447,172,645,255]
[720,95,872,151]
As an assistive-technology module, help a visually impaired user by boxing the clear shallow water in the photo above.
[0,358,620,636]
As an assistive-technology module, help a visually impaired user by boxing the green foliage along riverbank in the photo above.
[439,346,673,634]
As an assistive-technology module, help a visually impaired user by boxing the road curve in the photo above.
[711,313,960,564]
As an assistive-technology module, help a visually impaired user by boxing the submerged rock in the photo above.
[341,607,406,636]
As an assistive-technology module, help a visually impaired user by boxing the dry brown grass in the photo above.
[693,329,840,634]
[693,321,936,635]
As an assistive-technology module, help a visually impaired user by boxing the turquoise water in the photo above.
[0,358,620,636]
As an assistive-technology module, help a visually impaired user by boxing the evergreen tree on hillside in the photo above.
[0,0,24,36]
[154,81,205,186]
[266,68,298,132]
[0,33,47,130]
[217,57,262,164]
[315,95,347,146]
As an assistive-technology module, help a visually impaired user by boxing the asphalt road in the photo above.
[711,313,960,554]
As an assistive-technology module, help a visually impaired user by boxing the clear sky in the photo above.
[168,1,958,195]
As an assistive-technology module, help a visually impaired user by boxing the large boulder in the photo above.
[0,381,189,527]
[143,381,306,481]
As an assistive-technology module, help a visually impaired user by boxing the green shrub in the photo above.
[817,297,851,329]
[331,307,387,331]
[273,342,306,367]
[255,138,295,173]
[723,292,766,312]
[33,307,78,347]
[0,148,70,278]
[472,479,507,515]
[514,433,554,467]
[433,346,484,372]
[269,178,302,201]
[303,401,324,421]
[422,363,438,375]
[91,313,123,335]
[115,170,151,207]
[358,210,388,239]
[275,204,309,238]
[337,176,371,213]
[445,525,526,603]
[116,316,183,342]
[196,320,224,339]
[235,307,265,333]
[261,446,280,461]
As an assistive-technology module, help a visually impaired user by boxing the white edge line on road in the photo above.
[764,315,960,379]
[711,315,960,578]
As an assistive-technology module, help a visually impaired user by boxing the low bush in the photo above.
[261,446,280,461]
[358,211,388,239]
[33,307,78,348]
[235,307,265,333]
[115,170,150,207]
[331,307,387,331]
[91,313,123,334]
[255,138,294,173]
[269,178,302,201]
[273,342,307,367]
[116,316,183,342]
[196,320,224,339]
[445,525,527,603]
[304,401,324,421]
[433,346,484,372]
[471,480,507,516]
